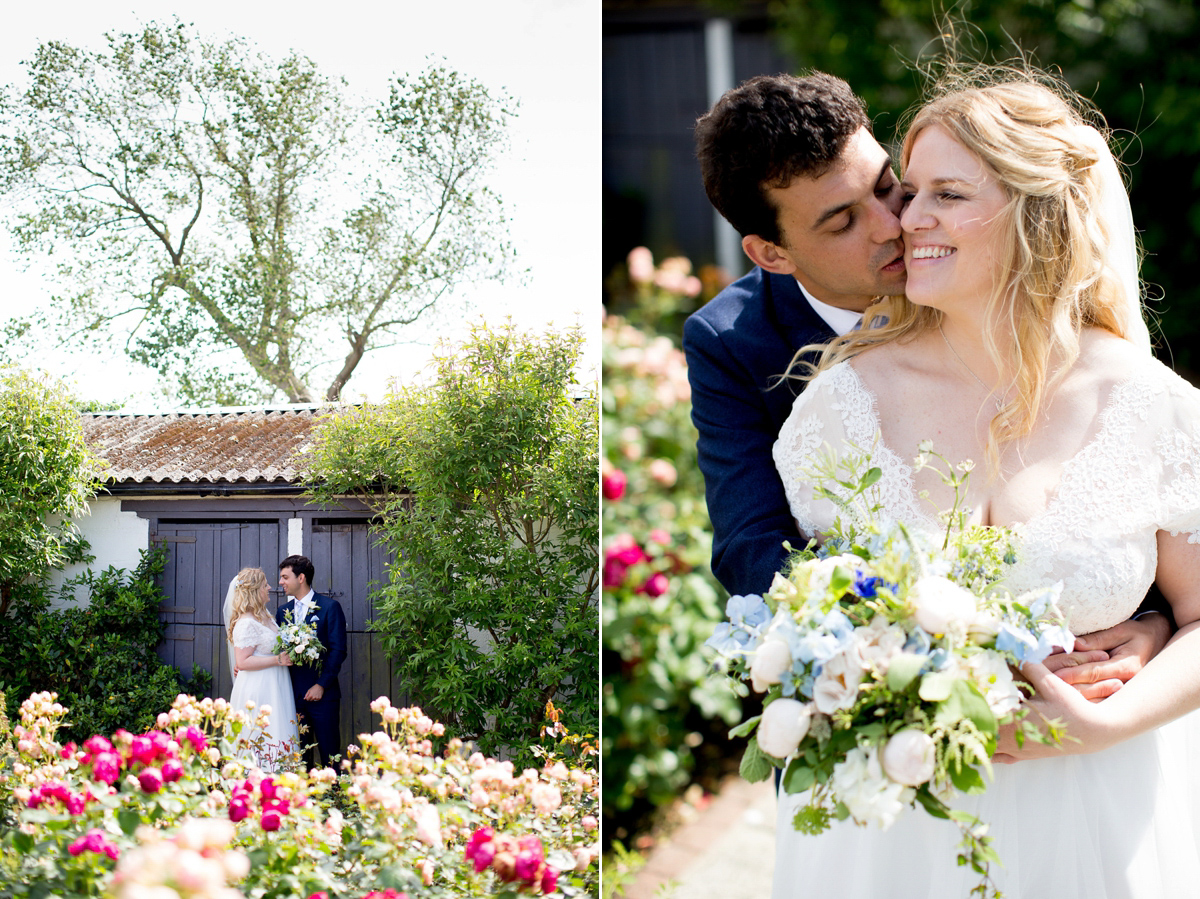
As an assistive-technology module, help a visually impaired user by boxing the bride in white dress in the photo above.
[770,74,1200,897]
[225,567,301,770]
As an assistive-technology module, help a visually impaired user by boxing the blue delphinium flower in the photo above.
[852,571,882,598]
[995,622,1040,663]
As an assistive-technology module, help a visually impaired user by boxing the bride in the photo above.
[224,567,301,769]
[770,71,1200,896]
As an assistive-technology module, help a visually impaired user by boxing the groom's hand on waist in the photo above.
[1044,613,1173,702]
[304,684,325,702]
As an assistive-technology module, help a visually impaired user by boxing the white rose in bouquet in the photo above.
[813,643,865,715]
[856,616,907,675]
[968,651,1022,717]
[881,729,937,787]
[911,575,978,636]
[750,637,793,693]
[758,698,813,758]
[832,745,913,830]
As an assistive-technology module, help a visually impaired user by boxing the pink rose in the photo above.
[161,758,184,783]
[137,767,164,793]
[602,469,627,501]
[179,726,207,753]
[541,866,559,894]
[260,809,283,831]
[639,572,669,597]
[228,796,251,822]
[91,751,122,785]
[465,827,496,873]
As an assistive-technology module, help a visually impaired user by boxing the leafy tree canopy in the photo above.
[303,322,598,759]
[0,367,103,616]
[0,20,515,404]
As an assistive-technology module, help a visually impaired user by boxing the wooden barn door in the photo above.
[309,521,406,747]
[154,520,287,699]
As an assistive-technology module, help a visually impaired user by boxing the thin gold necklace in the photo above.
[938,323,1004,411]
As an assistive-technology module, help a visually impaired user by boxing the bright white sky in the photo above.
[0,0,598,408]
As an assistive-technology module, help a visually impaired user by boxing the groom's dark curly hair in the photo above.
[695,72,870,244]
[280,554,315,587]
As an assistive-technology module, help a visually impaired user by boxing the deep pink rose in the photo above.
[602,469,627,500]
[66,793,87,815]
[260,809,283,831]
[541,866,559,894]
[83,735,114,755]
[130,735,157,767]
[161,758,184,783]
[91,751,122,784]
[640,572,670,597]
[229,797,251,822]
[138,767,164,793]
[259,777,277,800]
[179,725,207,753]
[465,826,496,873]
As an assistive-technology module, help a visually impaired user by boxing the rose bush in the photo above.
[601,250,741,846]
[0,691,598,898]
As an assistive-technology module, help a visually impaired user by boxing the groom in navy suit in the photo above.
[277,554,347,766]
[682,72,1168,697]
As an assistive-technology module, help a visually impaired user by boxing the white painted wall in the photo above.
[48,496,150,607]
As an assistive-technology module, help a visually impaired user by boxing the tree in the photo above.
[0,20,514,404]
[303,322,598,759]
[0,367,103,617]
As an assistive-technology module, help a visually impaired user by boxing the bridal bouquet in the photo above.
[273,609,325,666]
[706,444,1073,896]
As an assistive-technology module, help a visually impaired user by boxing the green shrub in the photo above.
[303,323,598,766]
[0,547,206,741]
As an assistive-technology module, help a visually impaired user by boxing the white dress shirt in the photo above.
[796,279,863,336]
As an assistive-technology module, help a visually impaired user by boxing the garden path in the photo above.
[621,777,775,899]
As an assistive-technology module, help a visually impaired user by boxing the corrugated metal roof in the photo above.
[81,406,328,485]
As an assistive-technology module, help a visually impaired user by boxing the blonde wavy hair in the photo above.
[789,69,1141,472]
[226,567,270,642]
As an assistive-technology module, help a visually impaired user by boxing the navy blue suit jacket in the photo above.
[682,267,836,597]
[277,591,348,699]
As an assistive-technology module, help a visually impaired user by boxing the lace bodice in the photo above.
[233,616,280,657]
[772,359,1200,634]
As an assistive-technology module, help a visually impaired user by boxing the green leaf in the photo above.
[948,759,986,793]
[859,466,882,490]
[935,679,998,737]
[729,715,761,739]
[783,760,816,793]
[918,670,955,702]
[886,652,927,692]
[739,736,775,783]
[118,808,142,836]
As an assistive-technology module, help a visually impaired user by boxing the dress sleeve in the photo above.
[771,365,858,538]
[1154,370,1200,542]
[232,617,259,649]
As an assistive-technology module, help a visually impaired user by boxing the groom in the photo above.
[682,72,1169,698]
[277,554,347,766]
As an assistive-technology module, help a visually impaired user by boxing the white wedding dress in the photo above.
[769,357,1200,898]
[228,616,301,770]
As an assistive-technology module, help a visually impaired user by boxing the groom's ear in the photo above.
[742,234,798,276]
